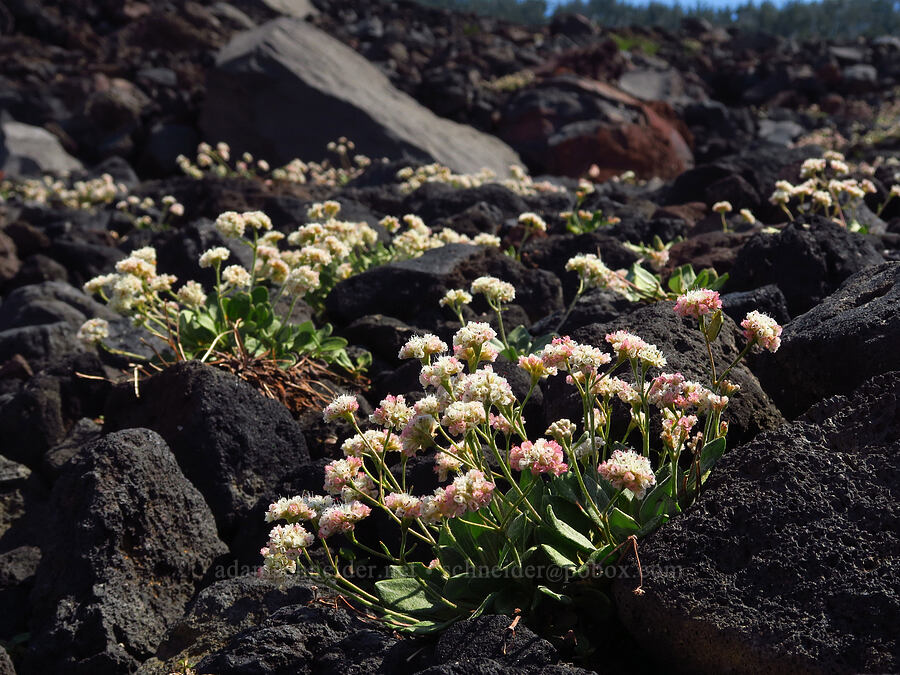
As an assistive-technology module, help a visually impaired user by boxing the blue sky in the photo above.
[547,0,798,6]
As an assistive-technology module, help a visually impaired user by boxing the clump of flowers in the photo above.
[287,204,499,313]
[115,194,184,232]
[79,211,367,371]
[396,163,565,197]
[560,179,622,234]
[177,139,372,187]
[768,150,890,231]
[261,289,778,639]
[1,172,125,209]
[623,235,676,272]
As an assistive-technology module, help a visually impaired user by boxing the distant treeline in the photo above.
[412,0,900,38]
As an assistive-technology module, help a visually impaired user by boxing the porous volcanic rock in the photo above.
[23,429,227,674]
[325,244,563,330]
[104,361,310,556]
[614,371,900,675]
[194,603,404,674]
[728,216,884,316]
[137,575,316,675]
[202,18,521,175]
[754,261,900,417]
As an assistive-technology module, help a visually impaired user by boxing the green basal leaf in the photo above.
[375,577,437,613]
[608,508,641,537]
[638,470,675,524]
[579,543,617,570]
[540,543,577,568]
[697,436,727,479]
[636,512,669,537]
[543,504,595,553]
[667,269,684,294]
[295,320,316,336]
[709,272,729,291]
[545,496,594,536]
[435,543,468,573]
[679,264,697,288]
[251,285,269,304]
[536,585,573,606]
[443,574,499,605]
[225,293,251,321]
[548,472,581,504]
[195,311,218,334]
[469,591,500,619]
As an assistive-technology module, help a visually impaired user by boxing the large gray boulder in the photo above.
[256,0,317,18]
[0,119,83,177]
[614,371,900,675]
[201,18,521,174]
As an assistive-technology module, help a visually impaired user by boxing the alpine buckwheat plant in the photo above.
[80,211,366,371]
[396,163,565,196]
[768,150,888,231]
[176,139,372,187]
[261,289,780,646]
[1,172,126,209]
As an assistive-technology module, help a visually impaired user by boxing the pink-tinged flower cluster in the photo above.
[518,354,557,380]
[441,401,486,435]
[400,414,437,456]
[420,356,464,389]
[648,373,706,409]
[605,331,667,368]
[598,449,657,498]
[414,395,443,417]
[568,344,612,375]
[323,394,359,422]
[342,430,401,457]
[439,469,495,517]
[660,411,699,451]
[509,439,568,476]
[457,366,515,407]
[323,457,365,495]
[398,334,448,361]
[489,412,513,434]
[697,392,729,414]
[265,496,318,522]
[453,322,497,351]
[453,343,499,366]
[673,290,722,320]
[263,523,315,555]
[741,311,782,352]
[370,394,414,430]
[539,336,576,370]
[317,501,372,538]
[384,492,423,520]
[434,450,462,481]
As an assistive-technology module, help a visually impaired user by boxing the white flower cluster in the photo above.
[565,254,631,296]
[2,172,126,210]
[177,139,372,187]
[396,163,565,197]
[769,151,881,227]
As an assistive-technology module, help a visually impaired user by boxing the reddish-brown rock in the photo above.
[499,76,693,180]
